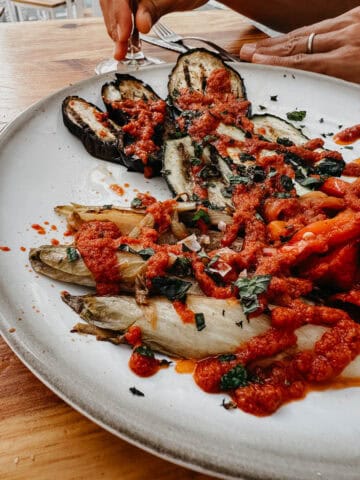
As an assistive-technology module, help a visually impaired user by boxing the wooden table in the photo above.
[0,11,266,479]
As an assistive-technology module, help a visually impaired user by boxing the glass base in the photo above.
[95,56,164,75]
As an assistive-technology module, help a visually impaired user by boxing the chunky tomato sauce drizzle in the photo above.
[69,68,360,416]
[111,98,167,178]
[334,124,360,145]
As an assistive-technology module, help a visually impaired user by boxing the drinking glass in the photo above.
[95,0,162,74]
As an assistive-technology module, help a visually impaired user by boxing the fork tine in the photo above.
[157,22,173,36]
[153,22,169,38]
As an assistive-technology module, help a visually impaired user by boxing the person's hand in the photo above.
[100,0,207,60]
[239,7,360,84]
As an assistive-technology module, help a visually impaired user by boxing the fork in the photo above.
[152,22,242,63]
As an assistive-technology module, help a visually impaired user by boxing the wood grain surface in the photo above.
[0,11,266,479]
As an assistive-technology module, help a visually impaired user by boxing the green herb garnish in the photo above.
[218,354,237,363]
[234,275,272,316]
[192,209,210,224]
[220,364,249,390]
[270,95,278,101]
[195,313,206,331]
[298,176,324,189]
[129,387,145,397]
[190,157,202,166]
[151,277,192,301]
[66,247,79,263]
[169,257,192,277]
[131,197,143,209]
[280,174,294,191]
[134,345,155,358]
[277,137,294,147]
[315,158,345,177]
[286,110,307,121]
[118,244,154,260]
[229,175,250,185]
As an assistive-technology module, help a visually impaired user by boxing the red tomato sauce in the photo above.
[129,346,161,377]
[109,183,125,196]
[334,124,360,145]
[111,98,167,172]
[172,300,195,324]
[343,159,360,177]
[0,246,10,252]
[75,221,122,295]
[31,224,46,235]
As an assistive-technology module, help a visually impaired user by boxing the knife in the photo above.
[140,34,188,54]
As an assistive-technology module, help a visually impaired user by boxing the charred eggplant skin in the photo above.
[167,48,248,113]
[102,73,162,125]
[102,74,167,176]
[62,96,123,163]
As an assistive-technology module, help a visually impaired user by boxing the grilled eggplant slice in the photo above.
[102,74,160,123]
[168,48,247,109]
[163,136,233,208]
[252,114,308,145]
[102,74,167,175]
[62,96,123,162]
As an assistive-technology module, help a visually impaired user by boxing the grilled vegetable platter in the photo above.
[37,48,360,417]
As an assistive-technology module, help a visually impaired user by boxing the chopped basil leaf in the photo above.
[240,153,256,162]
[277,137,294,147]
[229,175,250,185]
[137,248,155,260]
[258,105,267,110]
[134,345,155,358]
[172,88,180,97]
[169,257,192,277]
[191,193,200,202]
[315,158,345,177]
[274,192,292,198]
[66,247,80,263]
[190,157,202,166]
[298,176,324,189]
[131,197,143,209]
[118,244,154,260]
[208,254,220,268]
[343,146,353,150]
[220,364,249,390]
[236,320,243,328]
[101,204,113,210]
[129,387,145,396]
[192,209,210,224]
[270,95,278,101]
[218,354,237,363]
[151,276,192,301]
[234,274,272,315]
[286,110,307,121]
[280,174,294,191]
[195,313,206,331]
[319,118,324,123]
[194,143,203,157]
[198,164,220,179]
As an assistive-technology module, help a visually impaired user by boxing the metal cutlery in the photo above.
[152,22,242,63]
[140,34,188,54]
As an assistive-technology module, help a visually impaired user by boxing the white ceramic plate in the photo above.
[0,64,360,480]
